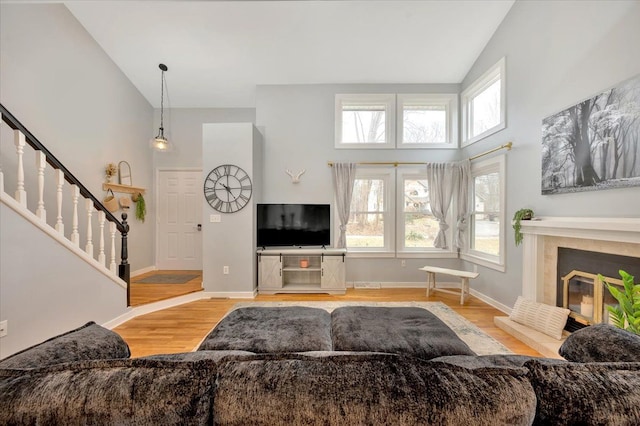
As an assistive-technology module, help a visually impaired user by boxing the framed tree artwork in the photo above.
[541,74,640,194]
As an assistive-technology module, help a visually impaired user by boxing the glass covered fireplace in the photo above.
[561,270,623,330]
[557,248,640,332]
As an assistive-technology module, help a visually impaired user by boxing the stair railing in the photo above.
[0,103,131,304]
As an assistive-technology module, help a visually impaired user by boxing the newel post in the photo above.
[118,212,131,305]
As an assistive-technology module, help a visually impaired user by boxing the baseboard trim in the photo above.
[131,266,156,277]
[104,289,259,329]
[470,290,511,314]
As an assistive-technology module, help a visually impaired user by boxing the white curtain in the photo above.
[331,162,357,248]
[453,160,471,250]
[426,162,456,249]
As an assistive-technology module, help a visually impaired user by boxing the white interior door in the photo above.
[157,170,203,270]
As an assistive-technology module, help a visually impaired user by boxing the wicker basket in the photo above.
[102,189,119,212]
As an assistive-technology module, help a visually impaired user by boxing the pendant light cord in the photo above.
[159,67,165,132]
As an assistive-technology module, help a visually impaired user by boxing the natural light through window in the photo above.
[336,94,395,148]
[347,177,387,248]
[462,57,506,146]
[398,94,458,148]
[471,79,501,137]
[342,105,386,144]
[401,177,437,249]
[463,155,505,271]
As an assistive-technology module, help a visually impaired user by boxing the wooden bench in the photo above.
[419,265,479,305]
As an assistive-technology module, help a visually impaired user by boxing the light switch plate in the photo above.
[210,214,221,223]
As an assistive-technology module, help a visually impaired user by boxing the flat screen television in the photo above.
[257,204,331,248]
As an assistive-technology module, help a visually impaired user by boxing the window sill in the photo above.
[397,251,458,259]
[460,252,505,272]
[462,121,506,147]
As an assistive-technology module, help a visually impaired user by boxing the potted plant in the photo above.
[133,192,146,223]
[599,270,639,335]
[512,208,534,246]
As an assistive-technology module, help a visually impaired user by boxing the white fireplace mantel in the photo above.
[519,217,640,302]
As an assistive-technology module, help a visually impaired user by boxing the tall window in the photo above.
[335,94,395,149]
[346,168,393,253]
[344,168,455,257]
[397,94,458,148]
[463,156,505,271]
[461,57,506,146]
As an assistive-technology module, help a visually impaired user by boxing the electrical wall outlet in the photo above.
[401,260,406,267]
[223,266,229,275]
[0,320,7,338]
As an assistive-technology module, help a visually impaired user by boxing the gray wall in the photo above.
[460,0,640,308]
[0,202,128,358]
[0,3,152,356]
[153,108,256,169]
[255,83,465,284]
[0,3,155,273]
[201,123,262,296]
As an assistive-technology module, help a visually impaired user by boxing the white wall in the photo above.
[0,202,129,358]
[0,3,155,272]
[460,0,640,308]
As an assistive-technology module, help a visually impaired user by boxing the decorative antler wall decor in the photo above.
[285,169,306,183]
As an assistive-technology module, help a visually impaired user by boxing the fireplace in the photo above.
[556,248,640,332]
[495,217,640,358]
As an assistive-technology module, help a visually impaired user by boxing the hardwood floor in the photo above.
[129,270,204,306]
[116,272,541,358]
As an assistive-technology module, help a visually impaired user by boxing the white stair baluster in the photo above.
[109,221,117,273]
[14,130,27,207]
[35,151,47,220]
[85,199,93,256]
[98,210,106,266]
[71,185,80,246]
[55,169,65,234]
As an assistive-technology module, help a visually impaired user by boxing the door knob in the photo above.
[197,224,202,231]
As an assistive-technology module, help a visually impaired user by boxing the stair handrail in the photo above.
[0,103,126,233]
[0,103,131,297]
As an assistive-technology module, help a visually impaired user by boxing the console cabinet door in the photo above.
[259,255,282,289]
[321,256,345,289]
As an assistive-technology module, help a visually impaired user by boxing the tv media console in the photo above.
[257,248,346,294]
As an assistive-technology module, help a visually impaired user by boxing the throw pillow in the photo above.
[525,360,640,425]
[0,321,130,369]
[0,358,216,425]
[509,296,570,340]
[559,323,640,362]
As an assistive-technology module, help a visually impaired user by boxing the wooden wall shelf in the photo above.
[103,183,146,195]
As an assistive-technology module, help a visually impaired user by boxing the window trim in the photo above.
[461,155,506,272]
[461,57,506,147]
[397,94,459,149]
[396,167,455,254]
[335,94,396,149]
[344,167,395,254]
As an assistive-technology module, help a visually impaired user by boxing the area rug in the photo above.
[230,301,512,356]
[134,273,200,284]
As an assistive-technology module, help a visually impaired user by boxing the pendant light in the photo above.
[151,63,172,152]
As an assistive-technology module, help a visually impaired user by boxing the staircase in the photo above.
[1,103,131,289]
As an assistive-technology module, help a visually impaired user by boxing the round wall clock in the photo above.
[204,164,252,213]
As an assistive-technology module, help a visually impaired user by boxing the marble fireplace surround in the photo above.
[495,217,640,358]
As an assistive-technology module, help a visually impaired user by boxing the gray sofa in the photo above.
[1,306,640,425]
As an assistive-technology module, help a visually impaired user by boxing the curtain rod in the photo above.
[327,142,512,167]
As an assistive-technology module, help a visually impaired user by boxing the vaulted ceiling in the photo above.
[63,0,514,108]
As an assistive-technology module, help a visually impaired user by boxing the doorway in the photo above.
[156,169,203,270]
